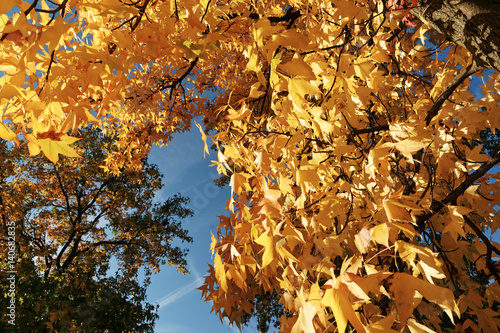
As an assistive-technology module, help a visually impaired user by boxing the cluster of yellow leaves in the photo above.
[0,0,225,168]
[198,1,500,332]
[2,0,500,332]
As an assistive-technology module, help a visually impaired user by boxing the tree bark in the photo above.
[411,0,500,72]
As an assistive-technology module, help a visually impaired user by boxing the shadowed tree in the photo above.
[0,128,193,332]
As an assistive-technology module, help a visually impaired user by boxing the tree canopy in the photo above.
[1,0,500,332]
[0,128,193,331]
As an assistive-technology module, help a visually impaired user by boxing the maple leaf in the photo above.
[27,134,81,164]
[0,122,17,142]
[291,302,317,333]
[390,273,459,326]
[255,230,277,268]
[322,286,366,333]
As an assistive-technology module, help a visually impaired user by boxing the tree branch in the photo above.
[142,58,199,103]
[351,124,390,135]
[425,61,480,125]
[81,239,149,253]
[61,235,83,269]
[53,164,74,226]
[417,149,500,228]
[463,215,500,257]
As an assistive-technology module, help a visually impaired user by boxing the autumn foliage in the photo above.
[1,0,500,332]
[0,128,193,331]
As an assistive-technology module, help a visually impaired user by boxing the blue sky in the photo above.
[145,123,259,333]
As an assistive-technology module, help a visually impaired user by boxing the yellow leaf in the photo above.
[271,30,311,51]
[395,241,446,281]
[407,318,436,333]
[354,60,375,81]
[371,223,389,248]
[246,45,259,71]
[390,273,459,325]
[291,302,317,333]
[466,145,489,163]
[367,314,399,333]
[355,226,372,254]
[28,142,41,156]
[245,44,267,86]
[383,198,412,222]
[322,286,366,333]
[258,188,282,216]
[443,206,469,239]
[288,78,321,103]
[31,135,81,164]
[270,51,282,86]
[214,252,227,292]
[248,83,266,98]
[255,230,277,268]
[389,275,422,326]
[195,122,209,157]
[230,172,251,195]
[0,83,23,101]
[394,139,427,158]
[297,167,321,185]
[279,54,315,79]
[186,8,205,30]
[253,18,282,48]
[0,122,17,141]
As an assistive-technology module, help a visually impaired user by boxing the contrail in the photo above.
[187,258,201,279]
[155,277,204,309]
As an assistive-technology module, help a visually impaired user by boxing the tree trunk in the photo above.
[411,0,500,72]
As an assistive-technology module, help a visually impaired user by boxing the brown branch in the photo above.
[201,0,212,23]
[464,216,500,283]
[52,164,81,269]
[417,149,500,228]
[142,57,199,103]
[411,0,500,72]
[174,0,179,19]
[169,57,198,99]
[425,61,481,125]
[53,164,73,224]
[351,124,390,135]
[56,227,77,269]
[40,50,56,95]
[112,0,151,31]
[61,235,82,269]
[24,0,39,16]
[128,0,151,30]
[80,239,149,253]
[82,177,115,213]
[247,9,302,23]
[463,215,500,257]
